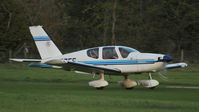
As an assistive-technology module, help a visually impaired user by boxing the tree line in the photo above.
[0,0,198,63]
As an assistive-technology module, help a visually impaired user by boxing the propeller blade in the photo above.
[158,71,168,81]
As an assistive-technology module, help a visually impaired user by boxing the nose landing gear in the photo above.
[137,73,159,89]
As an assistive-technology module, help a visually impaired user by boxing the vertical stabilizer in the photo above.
[29,26,62,59]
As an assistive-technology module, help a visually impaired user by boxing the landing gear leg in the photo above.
[148,72,152,80]
[89,72,108,90]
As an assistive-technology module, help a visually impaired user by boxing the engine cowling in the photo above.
[137,80,159,88]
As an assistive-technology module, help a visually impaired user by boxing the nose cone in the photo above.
[162,55,173,62]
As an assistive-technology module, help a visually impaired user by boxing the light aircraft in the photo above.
[10,25,187,89]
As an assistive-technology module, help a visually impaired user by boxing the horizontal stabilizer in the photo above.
[165,63,187,69]
[28,63,62,69]
[10,58,41,62]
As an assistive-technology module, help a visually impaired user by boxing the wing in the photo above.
[165,63,187,69]
[10,58,41,62]
[63,61,121,75]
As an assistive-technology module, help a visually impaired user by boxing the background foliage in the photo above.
[0,0,198,62]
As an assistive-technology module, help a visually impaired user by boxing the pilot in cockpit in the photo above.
[103,48,118,59]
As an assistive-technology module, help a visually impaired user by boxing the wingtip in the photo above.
[29,25,43,30]
[180,62,188,67]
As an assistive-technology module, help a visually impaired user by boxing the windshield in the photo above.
[87,48,99,59]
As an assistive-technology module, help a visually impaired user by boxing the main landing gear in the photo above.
[88,72,108,90]
[118,75,137,89]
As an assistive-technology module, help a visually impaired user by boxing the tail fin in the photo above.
[29,25,62,59]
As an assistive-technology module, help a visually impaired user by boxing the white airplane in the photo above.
[10,25,187,89]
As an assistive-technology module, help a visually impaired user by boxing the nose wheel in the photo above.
[137,73,159,89]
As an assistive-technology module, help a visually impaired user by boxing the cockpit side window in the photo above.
[103,47,118,59]
[119,47,131,58]
[87,48,99,59]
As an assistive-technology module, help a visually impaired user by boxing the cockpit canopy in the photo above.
[103,47,118,59]
[87,46,139,59]
[118,46,139,58]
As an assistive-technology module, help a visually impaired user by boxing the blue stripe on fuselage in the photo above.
[80,59,156,65]
[33,36,51,41]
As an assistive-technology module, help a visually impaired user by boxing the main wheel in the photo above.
[96,87,105,90]
[125,87,134,90]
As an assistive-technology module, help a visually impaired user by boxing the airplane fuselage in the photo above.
[43,46,168,74]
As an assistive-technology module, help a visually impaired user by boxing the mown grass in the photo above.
[0,63,199,112]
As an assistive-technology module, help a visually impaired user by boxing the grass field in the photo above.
[0,64,199,112]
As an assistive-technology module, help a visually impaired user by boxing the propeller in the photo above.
[158,70,168,80]
[157,61,169,81]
